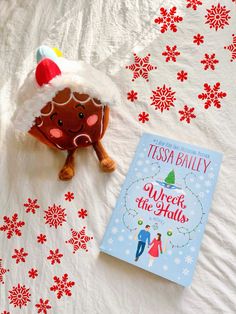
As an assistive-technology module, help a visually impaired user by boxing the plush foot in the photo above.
[59,165,75,181]
[100,157,116,172]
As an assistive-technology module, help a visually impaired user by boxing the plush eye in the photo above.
[78,112,84,119]
[57,119,63,126]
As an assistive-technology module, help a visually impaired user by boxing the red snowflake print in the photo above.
[66,227,93,254]
[138,112,149,123]
[150,85,176,112]
[44,204,66,229]
[8,284,31,308]
[179,105,196,123]
[186,0,202,11]
[12,248,28,264]
[127,90,138,102]
[64,192,74,202]
[224,34,236,62]
[35,299,52,314]
[125,53,157,82]
[0,259,9,284]
[78,208,88,219]
[37,233,47,244]
[24,198,40,214]
[154,6,183,33]
[198,82,227,109]
[50,274,75,299]
[177,70,188,82]
[28,268,38,279]
[193,34,204,45]
[201,53,219,70]
[0,213,25,239]
[205,4,230,31]
[1,311,10,314]
[162,45,180,62]
[47,249,63,265]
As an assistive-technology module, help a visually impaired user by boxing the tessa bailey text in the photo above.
[136,183,189,223]
[148,144,211,173]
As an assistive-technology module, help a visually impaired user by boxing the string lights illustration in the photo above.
[170,172,206,249]
[122,164,160,232]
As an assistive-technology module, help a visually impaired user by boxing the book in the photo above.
[100,133,223,286]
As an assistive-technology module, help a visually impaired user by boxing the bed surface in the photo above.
[0,1,236,313]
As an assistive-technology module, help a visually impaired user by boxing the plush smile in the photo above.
[68,125,84,133]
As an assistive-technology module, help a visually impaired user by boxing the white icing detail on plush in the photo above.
[12,58,121,132]
[91,98,103,107]
[100,106,104,136]
[41,103,55,116]
[37,119,43,127]
[52,93,72,106]
[73,133,92,147]
[72,93,90,104]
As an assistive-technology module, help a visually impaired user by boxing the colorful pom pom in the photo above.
[36,45,58,63]
[52,47,63,57]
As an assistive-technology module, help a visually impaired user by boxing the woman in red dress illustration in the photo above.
[148,233,163,267]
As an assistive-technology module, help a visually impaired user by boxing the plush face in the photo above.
[29,88,109,150]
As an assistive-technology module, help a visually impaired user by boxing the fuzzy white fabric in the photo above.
[13,58,121,132]
[1,0,236,314]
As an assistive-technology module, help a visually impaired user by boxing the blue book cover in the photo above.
[100,133,222,286]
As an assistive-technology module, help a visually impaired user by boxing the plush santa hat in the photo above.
[12,46,121,132]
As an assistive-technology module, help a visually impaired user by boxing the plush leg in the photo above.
[93,141,116,172]
[59,149,76,180]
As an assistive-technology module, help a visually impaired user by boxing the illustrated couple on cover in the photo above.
[134,225,163,267]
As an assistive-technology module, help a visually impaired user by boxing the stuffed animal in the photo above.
[12,46,121,180]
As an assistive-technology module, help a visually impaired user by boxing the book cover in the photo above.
[100,133,222,286]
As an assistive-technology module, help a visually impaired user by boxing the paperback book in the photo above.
[100,133,222,286]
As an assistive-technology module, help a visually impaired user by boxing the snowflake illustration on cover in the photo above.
[100,134,222,286]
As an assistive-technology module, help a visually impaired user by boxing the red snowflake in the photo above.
[0,213,25,239]
[12,248,28,264]
[66,227,93,254]
[205,4,231,31]
[177,70,188,82]
[0,259,9,284]
[35,299,52,314]
[28,268,38,279]
[193,34,204,45]
[162,45,180,62]
[47,249,63,265]
[37,234,47,244]
[125,53,157,82]
[8,284,31,308]
[138,112,149,123]
[1,311,10,314]
[150,85,176,112]
[224,34,236,62]
[24,198,40,214]
[201,53,219,70]
[127,90,138,102]
[78,208,88,219]
[154,6,183,33]
[44,204,66,229]
[50,274,75,299]
[64,192,74,202]
[186,0,202,11]
[179,105,196,123]
[198,82,227,109]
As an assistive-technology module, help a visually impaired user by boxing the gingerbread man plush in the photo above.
[13,46,121,180]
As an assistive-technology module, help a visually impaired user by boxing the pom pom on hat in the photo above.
[36,45,58,63]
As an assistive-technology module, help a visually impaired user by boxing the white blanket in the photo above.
[0,0,236,313]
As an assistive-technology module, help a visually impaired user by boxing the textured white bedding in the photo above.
[0,0,236,313]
